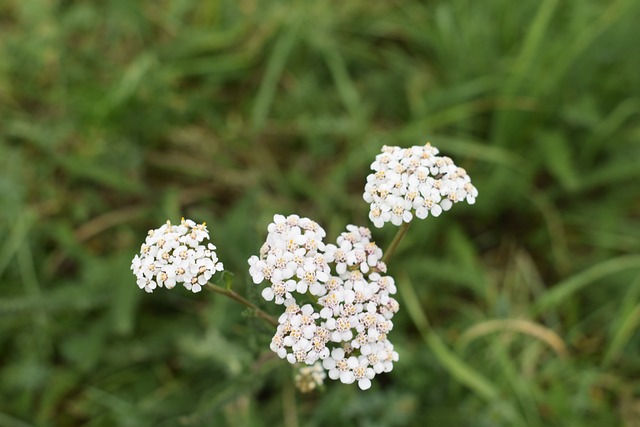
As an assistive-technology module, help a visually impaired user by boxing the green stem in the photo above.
[206,283,279,329]
[381,221,411,265]
[283,378,299,427]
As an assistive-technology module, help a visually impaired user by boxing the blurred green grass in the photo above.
[1,0,639,425]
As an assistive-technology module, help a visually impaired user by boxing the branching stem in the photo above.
[206,283,279,328]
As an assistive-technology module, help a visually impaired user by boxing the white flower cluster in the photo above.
[363,143,478,228]
[294,362,326,393]
[131,218,224,293]
[249,215,399,390]
[248,214,328,303]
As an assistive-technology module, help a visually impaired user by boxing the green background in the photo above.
[1,0,639,425]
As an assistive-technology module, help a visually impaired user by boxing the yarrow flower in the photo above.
[248,214,329,302]
[294,362,326,393]
[130,140,479,394]
[250,214,400,390]
[131,218,224,293]
[363,143,478,227]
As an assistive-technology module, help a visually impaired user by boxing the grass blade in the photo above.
[458,318,568,358]
[531,255,640,315]
[251,22,300,132]
[398,275,500,401]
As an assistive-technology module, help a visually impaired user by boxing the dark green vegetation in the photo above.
[1,0,639,425]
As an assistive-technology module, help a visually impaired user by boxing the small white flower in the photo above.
[323,348,353,383]
[261,280,296,304]
[352,356,376,390]
[326,315,354,343]
[270,333,288,359]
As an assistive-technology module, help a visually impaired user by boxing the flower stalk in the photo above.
[206,282,279,328]
[381,221,411,265]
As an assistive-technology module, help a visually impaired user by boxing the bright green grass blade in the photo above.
[492,343,542,427]
[398,275,500,402]
[538,131,579,191]
[104,52,156,111]
[531,255,640,316]
[539,0,636,96]
[603,303,640,367]
[603,273,640,366]
[582,99,640,162]
[493,0,559,147]
[0,214,33,279]
[321,44,362,120]
[251,20,300,132]
[528,191,571,275]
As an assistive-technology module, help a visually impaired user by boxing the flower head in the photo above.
[249,214,329,303]
[363,142,478,227]
[250,216,400,390]
[294,362,326,393]
[131,218,223,293]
